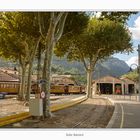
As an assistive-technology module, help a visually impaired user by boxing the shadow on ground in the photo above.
[3,98,114,128]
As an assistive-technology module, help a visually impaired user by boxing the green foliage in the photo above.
[51,64,64,74]
[85,18,132,55]
[63,12,89,35]
[0,12,40,61]
[55,17,132,64]
[51,63,87,84]
[72,75,87,85]
[54,12,89,58]
[122,70,138,82]
[100,12,137,24]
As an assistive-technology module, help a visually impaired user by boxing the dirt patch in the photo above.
[0,98,28,117]
[0,95,83,118]
[5,98,114,128]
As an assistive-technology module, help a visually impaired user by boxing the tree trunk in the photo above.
[37,45,42,81]
[86,68,93,98]
[25,38,41,101]
[41,13,57,118]
[42,51,48,118]
[42,43,55,118]
[41,12,68,118]
[18,65,26,100]
[42,41,56,118]
[45,41,55,117]
[25,62,33,101]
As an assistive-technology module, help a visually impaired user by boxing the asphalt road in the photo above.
[107,96,140,128]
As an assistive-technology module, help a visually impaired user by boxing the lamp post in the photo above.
[128,44,140,101]
[137,44,140,101]
[129,63,138,98]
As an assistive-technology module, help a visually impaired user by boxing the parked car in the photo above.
[0,92,7,99]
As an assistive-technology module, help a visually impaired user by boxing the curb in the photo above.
[51,96,87,111]
[0,113,30,127]
[93,96,116,128]
[0,96,87,127]
[92,96,117,128]
[106,97,118,128]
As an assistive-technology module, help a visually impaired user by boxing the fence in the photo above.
[101,94,139,102]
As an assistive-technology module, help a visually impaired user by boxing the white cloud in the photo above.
[129,16,140,40]
[125,56,138,66]
[135,16,140,27]
[129,27,140,40]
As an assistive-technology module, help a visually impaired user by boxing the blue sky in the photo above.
[113,12,140,66]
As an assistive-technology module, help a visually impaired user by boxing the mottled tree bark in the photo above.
[41,12,68,118]
[25,38,41,101]
[18,63,27,101]
[25,62,33,101]
[37,45,42,81]
[86,68,93,98]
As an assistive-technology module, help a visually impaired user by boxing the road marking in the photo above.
[120,103,124,128]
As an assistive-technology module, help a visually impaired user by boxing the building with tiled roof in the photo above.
[0,70,20,94]
[51,74,76,85]
[92,75,136,95]
[0,70,19,82]
[120,77,136,94]
[0,67,19,75]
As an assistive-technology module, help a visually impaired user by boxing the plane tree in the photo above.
[55,18,132,98]
[37,12,89,118]
[0,12,89,118]
[0,12,41,101]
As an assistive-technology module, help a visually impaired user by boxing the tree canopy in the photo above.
[99,12,137,24]
[55,18,132,65]
[55,17,133,97]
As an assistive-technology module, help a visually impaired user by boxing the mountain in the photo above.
[52,56,130,79]
[0,56,130,80]
[0,58,16,67]
[93,57,130,79]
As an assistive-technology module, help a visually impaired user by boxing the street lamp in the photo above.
[129,63,138,97]
[129,63,138,73]
[137,44,140,101]
[128,44,140,101]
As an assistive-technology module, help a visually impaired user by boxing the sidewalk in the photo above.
[0,95,84,118]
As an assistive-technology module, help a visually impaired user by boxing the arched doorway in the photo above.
[115,84,122,94]
[99,83,113,94]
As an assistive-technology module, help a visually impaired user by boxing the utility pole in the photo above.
[137,44,140,101]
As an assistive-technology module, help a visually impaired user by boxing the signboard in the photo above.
[40,91,45,99]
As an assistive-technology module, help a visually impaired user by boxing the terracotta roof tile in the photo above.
[0,70,19,82]
[94,75,124,83]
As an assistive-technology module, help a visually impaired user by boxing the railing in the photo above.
[101,94,139,102]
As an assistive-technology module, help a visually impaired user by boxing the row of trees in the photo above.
[0,12,135,118]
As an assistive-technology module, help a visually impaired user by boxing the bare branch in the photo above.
[97,48,105,54]
[77,46,88,71]
[54,12,64,26]
[81,55,88,71]
[38,12,45,39]
[30,37,41,62]
[91,48,105,69]
[54,13,68,42]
